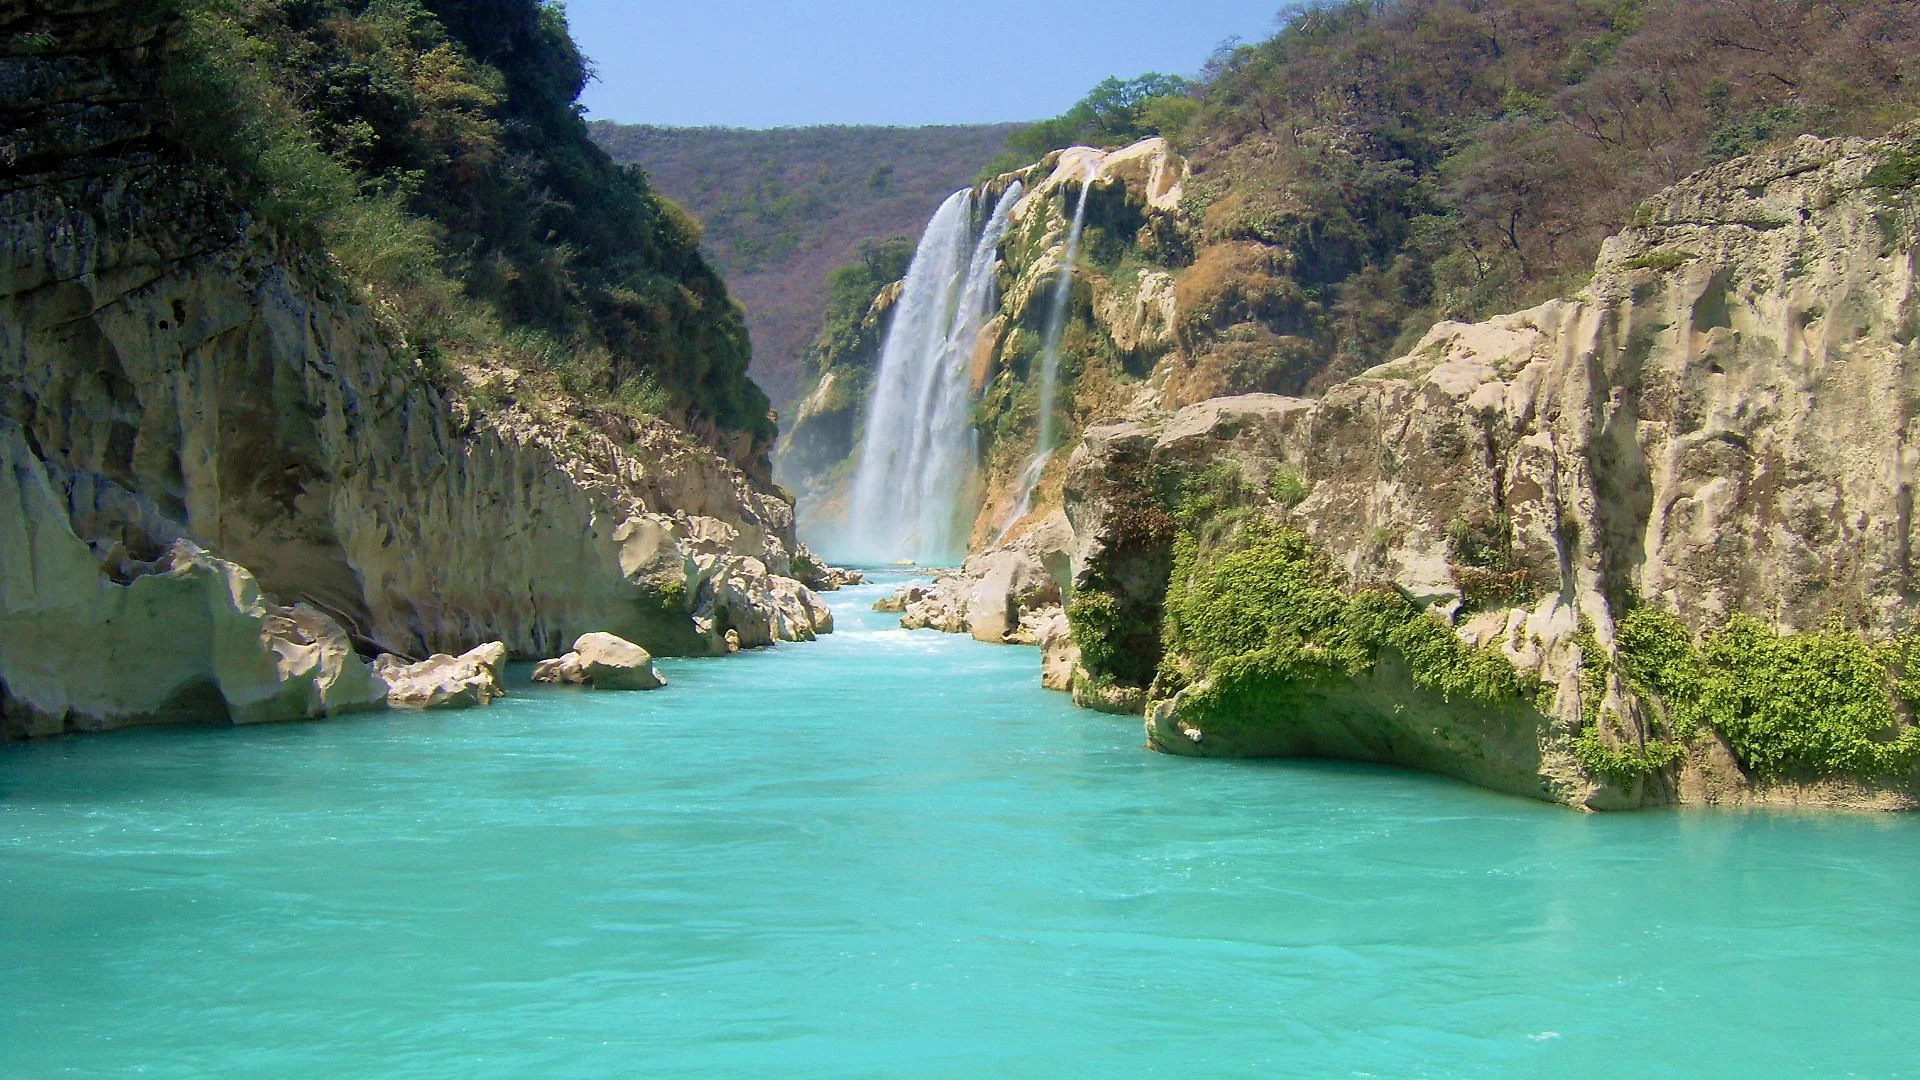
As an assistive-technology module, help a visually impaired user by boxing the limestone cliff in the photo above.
[890,126,1920,810]
[0,3,831,737]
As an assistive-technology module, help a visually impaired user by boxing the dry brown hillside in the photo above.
[590,123,1017,411]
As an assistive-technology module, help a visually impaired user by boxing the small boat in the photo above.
[892,559,915,566]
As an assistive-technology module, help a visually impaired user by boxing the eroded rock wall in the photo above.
[884,128,1919,809]
[0,3,829,735]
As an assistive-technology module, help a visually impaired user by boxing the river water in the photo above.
[3,575,1914,1076]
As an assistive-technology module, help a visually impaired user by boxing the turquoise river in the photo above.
[3,574,1916,1076]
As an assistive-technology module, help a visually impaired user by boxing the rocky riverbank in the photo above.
[0,4,844,738]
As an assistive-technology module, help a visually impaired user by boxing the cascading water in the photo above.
[844,181,1023,564]
[1002,168,1094,533]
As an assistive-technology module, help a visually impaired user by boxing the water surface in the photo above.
[3,575,1915,1076]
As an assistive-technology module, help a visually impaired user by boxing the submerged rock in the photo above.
[574,632,666,690]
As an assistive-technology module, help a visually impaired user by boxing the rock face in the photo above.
[791,548,864,591]
[1056,127,1920,810]
[374,644,507,710]
[0,5,829,737]
[695,557,834,649]
[0,418,387,737]
[533,632,665,691]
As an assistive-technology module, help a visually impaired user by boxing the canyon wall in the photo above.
[0,3,829,737]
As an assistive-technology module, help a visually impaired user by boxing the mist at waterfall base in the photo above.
[4,577,1916,1075]
[834,183,1022,566]
[1002,171,1093,536]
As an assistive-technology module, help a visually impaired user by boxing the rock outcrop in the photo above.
[0,418,388,736]
[374,644,507,710]
[533,632,665,690]
[1056,127,1920,810]
[0,4,830,737]
[880,511,1073,644]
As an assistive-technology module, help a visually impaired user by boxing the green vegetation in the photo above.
[157,0,770,443]
[980,73,1197,178]
[1573,606,1920,783]
[1444,510,1540,612]
[590,123,1015,408]
[773,237,914,478]
[1268,465,1309,508]
[1863,148,1920,192]
[1569,617,1685,782]
[1621,609,1920,779]
[814,237,914,374]
[1156,520,1540,729]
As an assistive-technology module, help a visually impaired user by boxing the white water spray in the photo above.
[844,182,1023,564]
[1004,169,1094,533]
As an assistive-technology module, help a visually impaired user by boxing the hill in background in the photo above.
[590,123,1017,411]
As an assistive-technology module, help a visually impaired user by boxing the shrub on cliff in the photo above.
[1156,520,1538,731]
[157,0,771,443]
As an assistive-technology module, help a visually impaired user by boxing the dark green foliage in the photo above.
[814,237,913,372]
[1067,592,1158,687]
[1612,608,1920,779]
[156,0,770,441]
[1864,148,1920,192]
[1159,521,1540,730]
[1571,607,1920,783]
[1569,616,1684,782]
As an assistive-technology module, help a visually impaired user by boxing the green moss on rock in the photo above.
[1159,521,1541,733]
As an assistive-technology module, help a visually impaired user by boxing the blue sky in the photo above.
[565,1,1295,128]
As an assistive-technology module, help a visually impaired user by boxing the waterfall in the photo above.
[1003,169,1093,533]
[844,181,1023,564]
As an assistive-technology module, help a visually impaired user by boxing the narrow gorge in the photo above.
[8,0,1920,1073]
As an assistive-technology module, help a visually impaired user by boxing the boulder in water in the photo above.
[575,632,666,690]
[374,643,506,709]
[533,632,666,690]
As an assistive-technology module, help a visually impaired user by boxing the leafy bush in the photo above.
[1615,608,1920,779]
[979,73,1197,177]
[1572,607,1920,782]
[1067,591,1158,688]
[1159,520,1540,731]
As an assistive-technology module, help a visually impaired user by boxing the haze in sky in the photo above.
[565,0,1293,128]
